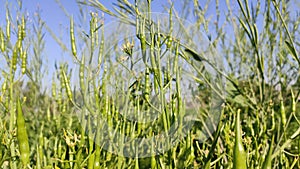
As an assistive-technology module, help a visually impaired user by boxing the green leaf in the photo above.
[184,48,205,62]
[285,40,299,64]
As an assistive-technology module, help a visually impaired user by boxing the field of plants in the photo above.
[0,0,300,168]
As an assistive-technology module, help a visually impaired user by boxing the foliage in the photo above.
[0,0,300,168]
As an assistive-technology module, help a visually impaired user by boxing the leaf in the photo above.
[285,40,299,64]
[184,48,205,62]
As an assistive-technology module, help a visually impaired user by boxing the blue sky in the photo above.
[0,0,299,88]
[0,0,228,66]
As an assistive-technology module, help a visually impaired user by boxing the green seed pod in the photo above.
[94,18,99,48]
[18,25,22,42]
[90,13,95,51]
[62,101,67,114]
[62,69,73,102]
[166,7,173,49]
[1,78,8,107]
[98,27,104,65]
[6,12,10,41]
[52,79,56,98]
[126,122,130,136]
[16,24,23,62]
[140,34,146,61]
[1,78,7,93]
[291,90,296,114]
[94,126,101,169]
[70,16,77,57]
[269,109,275,132]
[17,99,30,166]
[79,55,85,93]
[290,126,300,140]
[144,67,150,103]
[57,88,62,109]
[57,141,62,157]
[12,42,19,71]
[166,36,172,49]
[101,66,107,96]
[233,109,247,169]
[19,47,23,68]
[60,68,65,91]
[139,18,147,63]
[280,97,286,127]
[21,47,27,74]
[21,15,26,40]
[174,42,179,70]
[0,28,5,52]
[253,24,259,45]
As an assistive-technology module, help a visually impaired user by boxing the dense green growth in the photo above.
[0,0,300,168]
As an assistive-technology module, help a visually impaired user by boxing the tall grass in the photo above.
[0,0,299,168]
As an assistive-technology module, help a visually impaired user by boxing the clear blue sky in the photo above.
[0,0,230,64]
[0,0,111,68]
